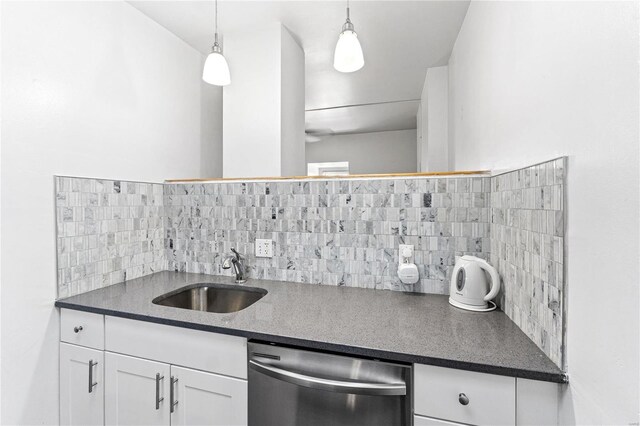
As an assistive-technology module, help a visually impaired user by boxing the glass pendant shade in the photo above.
[333,29,364,73]
[202,48,230,86]
[203,0,230,86]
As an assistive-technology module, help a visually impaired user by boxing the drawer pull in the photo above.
[155,373,165,410]
[458,393,469,405]
[170,377,179,413]
[74,326,83,333]
[88,360,98,393]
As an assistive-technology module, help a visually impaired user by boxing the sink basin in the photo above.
[152,283,267,314]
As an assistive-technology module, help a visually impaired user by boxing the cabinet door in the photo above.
[414,415,464,425]
[171,365,248,426]
[105,352,170,426]
[60,343,104,426]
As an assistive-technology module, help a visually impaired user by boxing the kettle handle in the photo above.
[477,260,501,301]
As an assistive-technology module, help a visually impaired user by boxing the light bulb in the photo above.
[333,29,364,73]
[202,49,230,86]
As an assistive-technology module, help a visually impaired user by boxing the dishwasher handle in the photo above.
[249,359,406,396]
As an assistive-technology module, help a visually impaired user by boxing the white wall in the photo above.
[280,26,306,177]
[418,66,449,172]
[1,1,204,424]
[200,67,223,178]
[424,66,449,171]
[223,24,281,178]
[416,103,423,171]
[448,1,639,424]
[418,76,429,171]
[223,23,305,178]
[305,129,417,174]
[0,1,3,420]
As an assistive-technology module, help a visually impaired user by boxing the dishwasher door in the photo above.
[248,342,412,426]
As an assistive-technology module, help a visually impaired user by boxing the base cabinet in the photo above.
[60,309,249,426]
[414,364,560,426]
[60,343,104,426]
[104,353,248,426]
[171,366,247,426]
[414,415,463,425]
[105,352,171,426]
[60,309,560,426]
[414,364,516,425]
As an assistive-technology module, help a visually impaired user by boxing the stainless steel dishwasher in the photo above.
[248,342,412,426]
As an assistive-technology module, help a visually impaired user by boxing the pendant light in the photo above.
[333,0,364,73]
[202,0,230,86]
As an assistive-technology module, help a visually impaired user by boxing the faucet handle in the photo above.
[230,248,243,260]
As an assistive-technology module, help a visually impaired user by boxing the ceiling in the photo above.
[128,0,469,136]
[306,100,419,141]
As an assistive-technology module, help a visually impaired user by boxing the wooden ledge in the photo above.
[165,170,490,183]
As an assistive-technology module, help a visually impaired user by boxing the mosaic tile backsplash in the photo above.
[164,178,491,293]
[489,158,565,367]
[55,177,165,298]
[55,158,566,368]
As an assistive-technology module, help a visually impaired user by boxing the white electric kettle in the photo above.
[449,256,500,312]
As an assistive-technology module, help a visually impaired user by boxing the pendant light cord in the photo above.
[343,0,353,31]
[213,0,219,47]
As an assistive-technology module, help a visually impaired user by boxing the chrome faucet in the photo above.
[222,248,246,283]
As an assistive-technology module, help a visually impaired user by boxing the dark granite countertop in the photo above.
[55,271,566,383]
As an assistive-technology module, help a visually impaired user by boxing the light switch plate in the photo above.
[255,239,273,258]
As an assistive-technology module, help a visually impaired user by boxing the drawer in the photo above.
[414,415,464,425]
[60,309,104,350]
[414,364,515,425]
[105,316,247,379]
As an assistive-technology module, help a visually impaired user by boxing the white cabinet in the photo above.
[414,363,560,426]
[414,415,464,425]
[59,308,559,426]
[516,378,560,426]
[60,343,104,426]
[61,309,105,350]
[414,364,516,425]
[104,353,247,426]
[171,366,247,426]
[59,309,249,426]
[105,316,247,379]
[105,352,171,426]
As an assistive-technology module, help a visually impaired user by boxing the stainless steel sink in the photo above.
[152,283,267,313]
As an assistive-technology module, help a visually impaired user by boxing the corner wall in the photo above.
[418,66,449,172]
[280,26,306,177]
[222,23,305,178]
[200,65,223,178]
[448,1,639,423]
[1,1,205,423]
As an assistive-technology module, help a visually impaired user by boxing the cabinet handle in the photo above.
[155,373,164,410]
[74,326,83,333]
[458,393,469,405]
[170,377,179,413]
[88,360,98,393]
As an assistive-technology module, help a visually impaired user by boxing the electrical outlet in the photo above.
[398,244,414,264]
[255,239,273,258]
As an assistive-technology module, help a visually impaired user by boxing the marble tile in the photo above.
[55,177,165,298]
[55,164,565,368]
[163,177,491,294]
[489,158,566,367]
